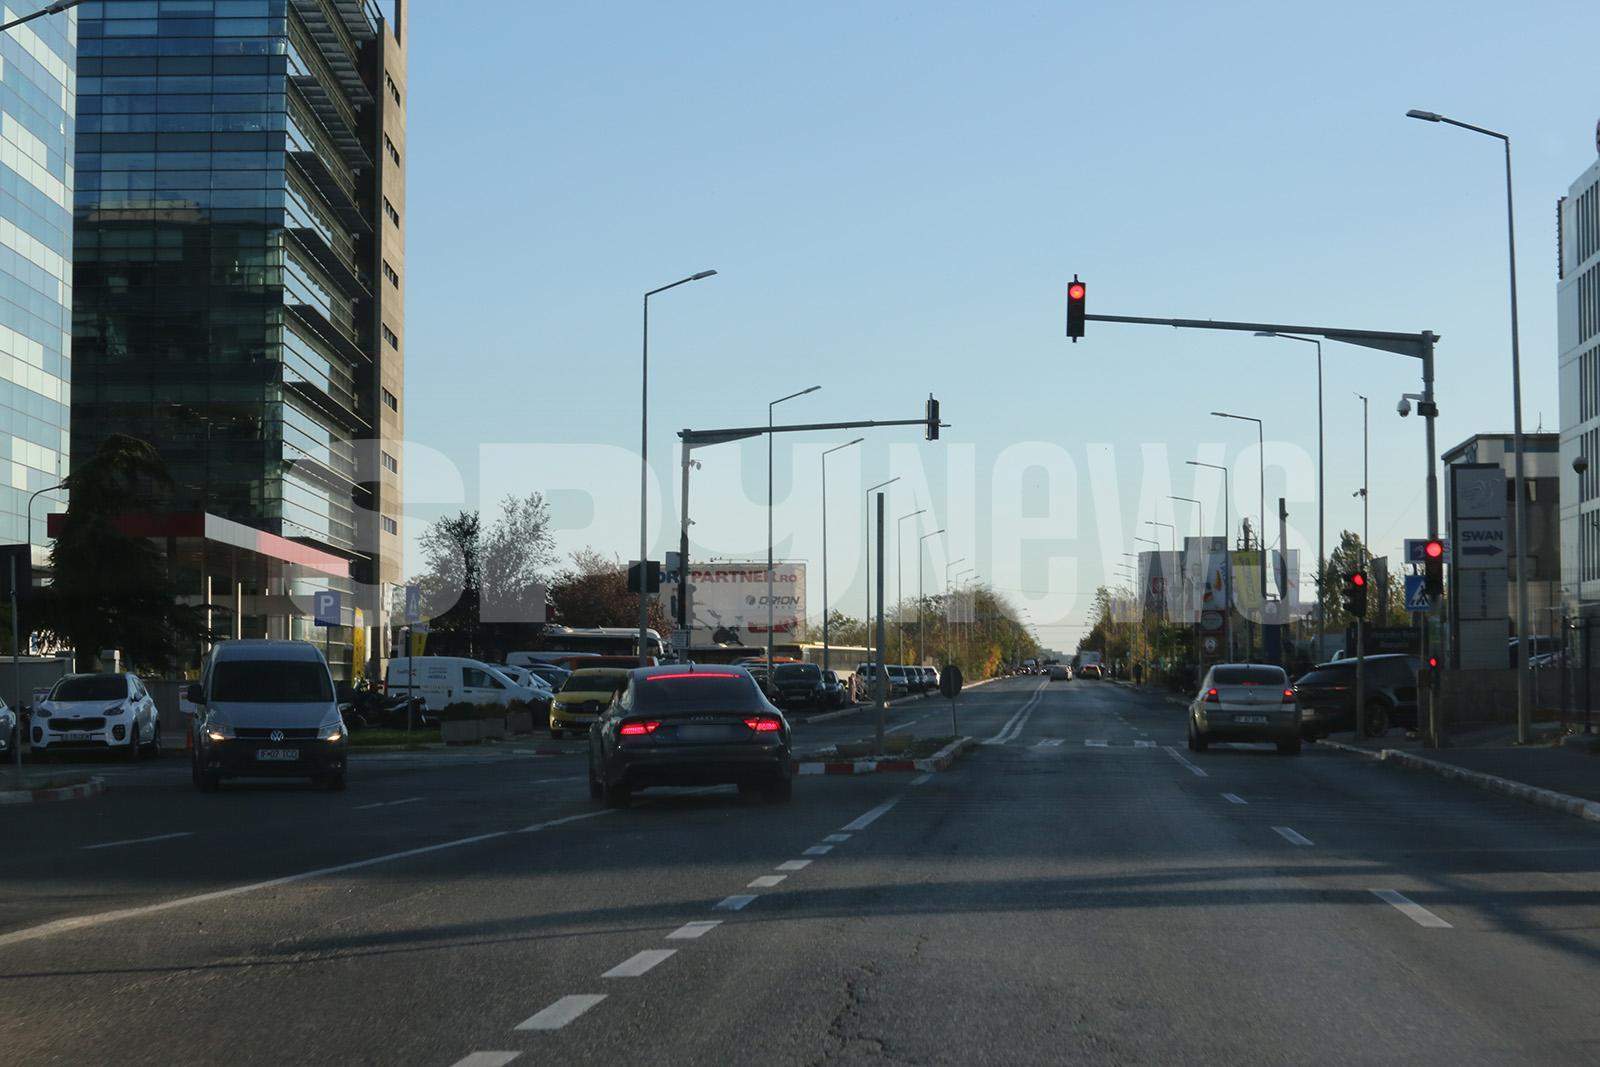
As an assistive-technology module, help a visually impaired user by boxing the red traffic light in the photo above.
[1068,283,1085,301]
[1424,539,1443,559]
[1351,572,1365,586]
[1427,655,1439,669]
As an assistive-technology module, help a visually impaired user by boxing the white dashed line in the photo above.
[911,773,933,785]
[450,1053,520,1067]
[1222,793,1247,805]
[80,831,194,851]
[776,859,812,871]
[1034,738,1065,748]
[1133,740,1156,748]
[1272,826,1314,846]
[885,718,924,733]
[803,845,833,856]
[1162,746,1209,777]
[714,894,757,911]
[667,920,722,940]
[1084,740,1108,748]
[841,796,901,831]
[1370,889,1452,928]
[602,949,676,978]
[515,994,607,1030]
[823,833,851,843]
[748,875,787,888]
[354,796,422,811]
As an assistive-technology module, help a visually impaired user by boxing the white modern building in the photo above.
[1558,135,1600,619]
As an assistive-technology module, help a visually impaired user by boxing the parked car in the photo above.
[523,662,573,690]
[550,667,632,738]
[31,672,161,758]
[1187,663,1300,754]
[854,663,907,699]
[385,656,546,712]
[0,698,13,758]
[587,664,793,807]
[1292,654,1420,738]
[886,664,913,696]
[919,665,941,691]
[187,640,348,791]
[769,662,827,710]
[819,670,850,708]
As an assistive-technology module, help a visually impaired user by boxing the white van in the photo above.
[385,656,544,709]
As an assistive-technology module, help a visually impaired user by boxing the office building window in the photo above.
[381,323,399,349]
[384,197,400,227]
[382,388,399,412]
[382,259,399,288]
[382,515,398,535]
[381,451,398,474]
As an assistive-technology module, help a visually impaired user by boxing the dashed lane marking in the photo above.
[1370,889,1452,928]
[1222,793,1247,805]
[714,894,757,911]
[803,844,833,856]
[1084,740,1108,748]
[602,949,676,978]
[776,859,812,871]
[748,875,787,888]
[667,921,721,940]
[80,831,194,851]
[841,796,901,831]
[1163,746,1209,777]
[1034,738,1065,748]
[1272,826,1314,846]
[353,796,423,811]
[823,834,851,843]
[450,1053,520,1066]
[515,994,607,1031]
[1133,740,1156,748]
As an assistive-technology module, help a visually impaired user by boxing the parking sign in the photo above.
[314,590,341,627]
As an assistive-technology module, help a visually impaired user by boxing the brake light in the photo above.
[646,672,741,681]
[618,720,660,736]
[1282,689,1296,703]
[743,716,782,732]
[1204,688,1220,703]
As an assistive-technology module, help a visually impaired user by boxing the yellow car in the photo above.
[549,667,630,739]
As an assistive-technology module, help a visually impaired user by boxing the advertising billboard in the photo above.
[677,562,807,646]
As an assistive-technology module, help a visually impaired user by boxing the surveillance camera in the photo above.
[1575,455,1590,475]
[1397,397,1412,418]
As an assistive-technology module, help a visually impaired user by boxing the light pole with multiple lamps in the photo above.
[1407,106,1533,743]
[820,437,864,672]
[767,385,821,667]
[1255,331,1325,633]
[895,507,927,661]
[638,269,716,666]
[916,528,945,664]
[863,476,900,665]
[1187,458,1235,660]
[1212,411,1266,654]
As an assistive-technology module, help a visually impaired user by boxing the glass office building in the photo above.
[0,8,75,555]
[71,0,405,675]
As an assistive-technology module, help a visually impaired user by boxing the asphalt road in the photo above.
[6,677,1600,1064]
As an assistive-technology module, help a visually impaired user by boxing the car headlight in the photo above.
[318,718,344,742]
[105,703,126,716]
[33,706,50,719]
[205,721,234,742]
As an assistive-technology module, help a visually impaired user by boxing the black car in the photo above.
[588,665,794,807]
[819,670,850,708]
[1292,654,1420,738]
[769,662,826,709]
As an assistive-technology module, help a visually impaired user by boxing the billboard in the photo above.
[677,562,807,646]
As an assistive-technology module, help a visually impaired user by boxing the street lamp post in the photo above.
[895,508,927,662]
[1255,331,1325,634]
[1212,411,1266,657]
[1408,107,1533,743]
[1187,459,1234,660]
[820,438,864,673]
[639,269,716,666]
[943,556,966,662]
[917,528,945,664]
[864,476,900,666]
[767,385,822,668]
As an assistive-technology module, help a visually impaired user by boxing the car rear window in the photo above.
[211,660,332,703]
[775,664,820,681]
[633,672,761,712]
[1212,666,1287,685]
[561,670,628,693]
[51,675,126,701]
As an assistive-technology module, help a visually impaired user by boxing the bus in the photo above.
[536,626,669,661]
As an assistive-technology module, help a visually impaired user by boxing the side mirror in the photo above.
[185,682,205,705]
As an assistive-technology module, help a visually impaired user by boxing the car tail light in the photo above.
[1282,689,1296,703]
[743,716,782,732]
[647,672,741,681]
[1204,688,1220,703]
[618,720,660,736]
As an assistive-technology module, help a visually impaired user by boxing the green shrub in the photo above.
[437,701,480,723]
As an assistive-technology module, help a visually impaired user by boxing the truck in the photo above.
[1072,650,1104,679]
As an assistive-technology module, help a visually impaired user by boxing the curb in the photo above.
[0,775,105,806]
[793,736,976,776]
[1316,739,1600,823]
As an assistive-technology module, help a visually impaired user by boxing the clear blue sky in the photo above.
[401,0,1598,647]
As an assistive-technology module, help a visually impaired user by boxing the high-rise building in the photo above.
[0,7,75,560]
[71,0,405,677]
[1559,130,1600,621]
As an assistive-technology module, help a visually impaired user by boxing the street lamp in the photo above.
[1212,410,1267,644]
[864,476,900,663]
[943,556,966,662]
[1255,331,1325,628]
[1187,459,1235,660]
[1134,535,1160,618]
[1146,519,1176,553]
[820,437,864,672]
[639,269,716,666]
[917,528,945,664]
[1407,106,1533,743]
[767,384,821,668]
[1,1,79,34]
[896,507,928,661]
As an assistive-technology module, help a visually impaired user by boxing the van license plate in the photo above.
[1234,715,1267,724]
[256,748,298,762]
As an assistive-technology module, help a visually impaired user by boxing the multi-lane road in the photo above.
[6,677,1600,1064]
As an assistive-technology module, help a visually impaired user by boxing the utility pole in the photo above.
[1357,392,1369,739]
[874,493,887,753]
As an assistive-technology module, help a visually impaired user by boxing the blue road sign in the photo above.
[1403,574,1430,612]
[404,583,421,623]
[313,590,341,627]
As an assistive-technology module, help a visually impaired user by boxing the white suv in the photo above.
[32,672,161,758]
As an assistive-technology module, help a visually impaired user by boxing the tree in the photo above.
[37,434,212,670]
[547,548,673,634]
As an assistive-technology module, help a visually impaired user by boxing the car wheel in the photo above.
[587,758,603,801]
[1277,737,1302,755]
[148,723,162,759]
[197,765,220,793]
[1364,702,1389,738]
[322,770,347,791]
[1192,728,1209,752]
[763,777,794,804]
[602,772,631,809]
[126,729,142,760]
[549,727,564,740]
[1186,721,1197,751]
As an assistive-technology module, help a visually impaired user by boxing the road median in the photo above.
[0,775,105,805]
[794,735,977,775]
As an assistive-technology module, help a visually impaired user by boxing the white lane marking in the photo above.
[823,833,851,843]
[1033,738,1064,748]
[1133,740,1156,748]
[715,894,757,911]
[1084,740,1108,748]
[885,717,924,734]
[80,831,194,851]
[803,845,833,856]
[1222,793,1247,805]
[2,811,612,951]
[776,859,812,871]
[841,796,901,832]
[515,994,607,1030]
[668,920,722,940]
[748,874,787,888]
[450,1053,521,1067]
[602,948,676,978]
[1163,746,1209,777]
[1370,889,1452,929]
[982,682,1047,745]
[353,796,423,811]
[1272,826,1314,846]
[911,773,933,785]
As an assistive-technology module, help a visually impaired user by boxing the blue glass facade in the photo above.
[0,8,74,551]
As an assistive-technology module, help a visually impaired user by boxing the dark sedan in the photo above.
[588,665,793,808]
[1292,654,1420,738]
[768,662,826,710]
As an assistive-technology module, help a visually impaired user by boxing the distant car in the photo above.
[819,670,850,708]
[885,665,913,697]
[588,664,793,807]
[1292,654,1420,738]
[1187,663,1300,754]
[769,662,826,710]
[920,665,940,691]
[1049,664,1071,681]
[1077,663,1103,680]
[855,663,907,699]
[524,662,572,690]
[550,667,632,739]
[32,672,161,758]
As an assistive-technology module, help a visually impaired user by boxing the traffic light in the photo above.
[925,394,940,441]
[1421,654,1442,689]
[1066,276,1086,341]
[1342,570,1368,618]
[1423,537,1444,597]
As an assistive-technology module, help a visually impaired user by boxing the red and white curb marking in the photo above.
[792,736,975,775]
[0,776,104,806]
